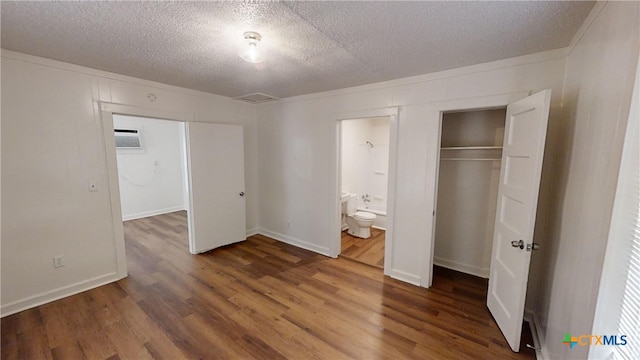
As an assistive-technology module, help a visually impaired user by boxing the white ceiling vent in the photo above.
[234,93,280,104]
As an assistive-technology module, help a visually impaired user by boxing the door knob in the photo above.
[239,191,245,197]
[526,243,540,251]
[511,240,524,249]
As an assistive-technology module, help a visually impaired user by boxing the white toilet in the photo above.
[343,194,376,239]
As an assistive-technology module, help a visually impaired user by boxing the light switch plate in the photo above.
[53,256,64,268]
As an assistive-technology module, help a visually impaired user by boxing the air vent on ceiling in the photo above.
[234,92,280,104]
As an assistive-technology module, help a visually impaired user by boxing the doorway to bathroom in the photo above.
[338,116,391,269]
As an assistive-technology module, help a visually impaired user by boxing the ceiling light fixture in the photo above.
[240,31,264,63]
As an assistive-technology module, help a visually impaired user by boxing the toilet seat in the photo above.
[353,211,376,220]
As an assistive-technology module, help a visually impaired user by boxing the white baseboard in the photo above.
[433,257,489,278]
[122,206,186,221]
[385,268,421,286]
[258,229,422,288]
[526,310,548,360]
[246,227,259,237]
[524,309,533,323]
[1,272,122,317]
[257,228,331,257]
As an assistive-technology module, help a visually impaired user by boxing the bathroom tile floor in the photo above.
[340,228,385,268]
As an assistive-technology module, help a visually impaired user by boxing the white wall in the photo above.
[257,49,566,283]
[341,119,368,197]
[527,2,640,359]
[0,50,258,316]
[590,55,639,360]
[114,115,187,220]
[341,117,390,214]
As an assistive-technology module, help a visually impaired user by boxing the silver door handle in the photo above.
[511,240,524,249]
[527,243,540,251]
[239,191,245,197]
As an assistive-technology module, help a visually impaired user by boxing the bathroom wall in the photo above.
[113,115,187,220]
[341,117,390,215]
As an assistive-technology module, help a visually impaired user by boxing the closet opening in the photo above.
[425,90,551,352]
[432,107,506,282]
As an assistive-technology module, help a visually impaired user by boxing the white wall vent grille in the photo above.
[114,128,143,149]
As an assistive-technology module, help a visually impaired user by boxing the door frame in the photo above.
[421,92,529,287]
[331,107,399,274]
[98,101,195,279]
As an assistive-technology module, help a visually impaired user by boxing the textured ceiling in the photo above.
[1,1,594,99]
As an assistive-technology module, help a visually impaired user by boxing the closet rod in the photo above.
[440,158,501,161]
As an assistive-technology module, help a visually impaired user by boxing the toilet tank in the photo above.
[346,195,358,216]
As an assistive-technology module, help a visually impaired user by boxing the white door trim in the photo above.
[100,102,195,123]
[331,107,399,277]
[98,101,195,279]
[421,92,528,288]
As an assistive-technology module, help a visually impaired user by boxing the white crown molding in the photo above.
[0,48,241,104]
[567,1,608,55]
[2,46,568,107]
[276,47,570,104]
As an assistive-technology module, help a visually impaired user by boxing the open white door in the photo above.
[186,122,246,254]
[487,89,551,351]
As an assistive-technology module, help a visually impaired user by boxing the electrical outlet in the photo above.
[53,256,64,268]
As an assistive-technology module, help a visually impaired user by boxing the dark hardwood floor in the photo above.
[340,228,385,268]
[1,211,535,359]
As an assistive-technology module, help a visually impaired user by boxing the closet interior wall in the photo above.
[434,108,506,278]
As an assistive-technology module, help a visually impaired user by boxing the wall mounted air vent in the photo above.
[234,92,280,104]
[114,128,143,149]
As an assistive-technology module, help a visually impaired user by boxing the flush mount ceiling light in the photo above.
[240,31,264,63]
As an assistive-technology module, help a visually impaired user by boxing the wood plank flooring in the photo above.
[340,228,385,268]
[1,211,535,360]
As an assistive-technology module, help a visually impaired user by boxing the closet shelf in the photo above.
[440,158,501,161]
[440,146,503,151]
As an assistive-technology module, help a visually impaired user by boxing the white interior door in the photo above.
[487,89,551,351]
[186,122,246,254]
